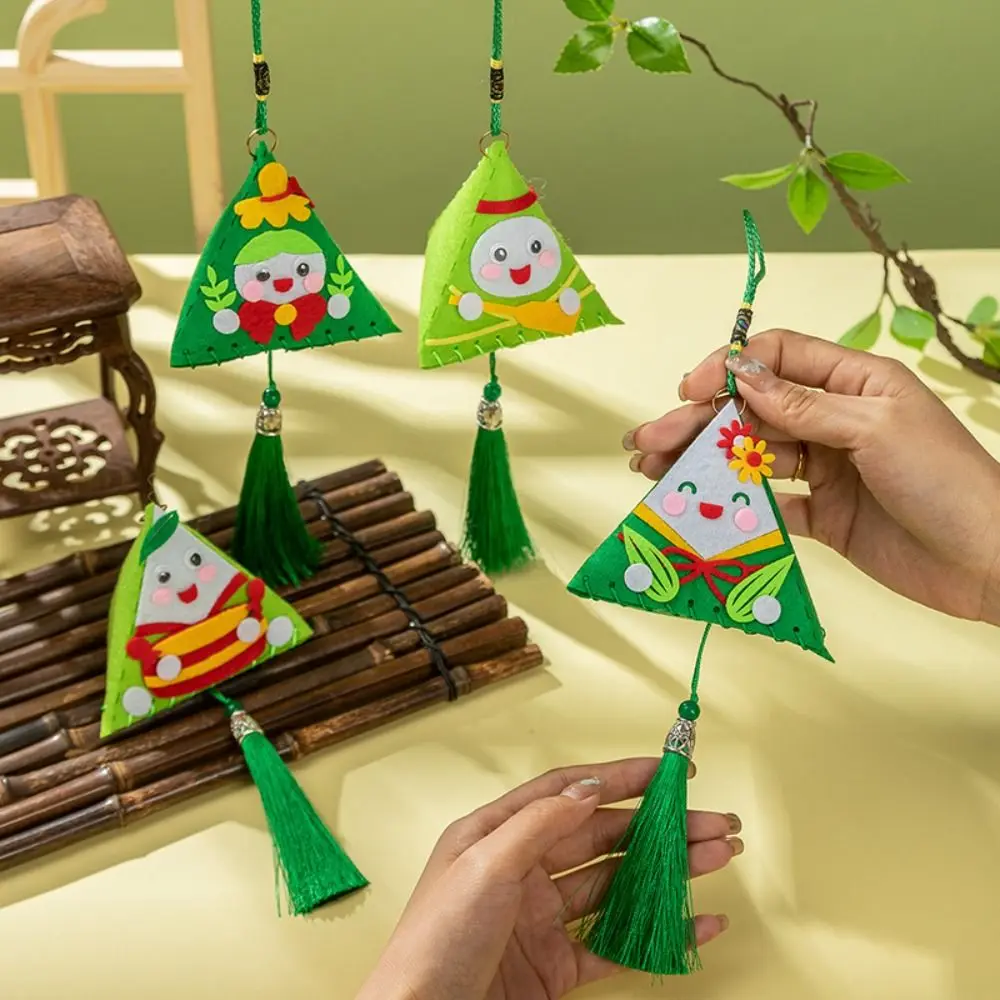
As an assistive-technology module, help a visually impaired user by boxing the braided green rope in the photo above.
[490,0,503,136]
[726,210,767,396]
[251,0,267,132]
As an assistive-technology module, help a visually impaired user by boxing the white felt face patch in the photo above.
[640,401,779,560]
[470,217,562,298]
[135,514,237,627]
[235,250,326,304]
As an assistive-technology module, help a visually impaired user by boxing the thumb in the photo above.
[472,778,603,882]
[726,354,872,450]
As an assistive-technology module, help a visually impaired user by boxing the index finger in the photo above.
[681,328,891,403]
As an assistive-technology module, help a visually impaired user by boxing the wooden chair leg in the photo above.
[99,354,117,407]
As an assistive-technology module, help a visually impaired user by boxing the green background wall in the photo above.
[0,0,996,256]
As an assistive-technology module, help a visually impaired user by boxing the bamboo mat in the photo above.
[0,460,543,870]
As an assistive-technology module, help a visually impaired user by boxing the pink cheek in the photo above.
[152,587,172,606]
[242,279,264,302]
[303,272,323,293]
[734,507,759,533]
[538,249,557,269]
[661,492,687,517]
[479,263,503,281]
[198,564,217,583]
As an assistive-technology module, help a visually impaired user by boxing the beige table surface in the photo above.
[1,251,999,1000]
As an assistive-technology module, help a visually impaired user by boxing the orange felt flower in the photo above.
[234,161,312,230]
[729,436,775,485]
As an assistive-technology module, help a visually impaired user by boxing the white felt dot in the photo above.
[559,287,581,315]
[156,655,182,680]
[752,594,782,625]
[237,617,262,643]
[327,294,351,319]
[122,686,153,718]
[458,292,484,321]
[623,563,654,593]
[267,616,294,647]
[213,308,240,334]
[732,435,745,450]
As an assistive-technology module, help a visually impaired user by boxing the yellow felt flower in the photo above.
[234,161,312,230]
[729,436,775,485]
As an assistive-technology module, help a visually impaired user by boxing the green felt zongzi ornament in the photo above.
[570,212,831,976]
[171,0,398,589]
[418,0,621,575]
[103,504,367,913]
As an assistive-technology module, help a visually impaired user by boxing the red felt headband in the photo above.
[476,189,538,214]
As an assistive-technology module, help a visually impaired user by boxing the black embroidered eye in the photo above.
[255,269,271,282]
[186,551,203,568]
[491,245,508,263]
[156,569,171,585]
[529,238,543,254]
[731,492,751,506]
[296,261,310,277]
[678,481,698,494]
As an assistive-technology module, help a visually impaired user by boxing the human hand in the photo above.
[354,758,741,1000]
[624,329,1000,626]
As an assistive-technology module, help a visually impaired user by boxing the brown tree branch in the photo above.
[679,33,1000,384]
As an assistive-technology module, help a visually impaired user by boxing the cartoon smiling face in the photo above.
[235,251,326,305]
[640,401,779,560]
[135,518,236,627]
[470,217,562,298]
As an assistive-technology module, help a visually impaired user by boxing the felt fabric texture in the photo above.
[102,504,312,737]
[418,141,621,368]
[171,144,399,368]
[568,402,831,660]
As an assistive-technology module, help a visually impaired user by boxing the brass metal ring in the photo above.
[479,130,511,156]
[791,441,808,482]
[246,127,278,156]
[711,389,748,417]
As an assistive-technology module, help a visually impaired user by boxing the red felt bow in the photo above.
[238,293,327,345]
[663,546,758,604]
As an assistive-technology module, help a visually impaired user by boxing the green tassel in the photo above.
[579,703,701,975]
[215,692,368,915]
[232,384,320,589]
[461,357,535,575]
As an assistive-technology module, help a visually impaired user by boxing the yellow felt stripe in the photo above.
[153,605,249,656]
[715,529,784,561]
[633,505,689,551]
[146,618,270,691]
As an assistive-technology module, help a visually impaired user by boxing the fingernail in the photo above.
[677,372,690,401]
[628,453,643,473]
[687,760,697,779]
[561,777,602,800]
[725,355,768,378]
[729,836,745,857]
[726,813,742,834]
[621,428,637,451]
[717,914,730,932]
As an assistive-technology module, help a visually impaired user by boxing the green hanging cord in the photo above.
[726,210,767,397]
[489,0,504,137]
[250,0,270,134]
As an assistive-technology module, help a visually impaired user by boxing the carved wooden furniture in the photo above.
[0,0,223,245]
[0,194,163,519]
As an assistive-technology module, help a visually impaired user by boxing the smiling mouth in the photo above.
[273,277,294,293]
[699,502,724,520]
[178,584,199,604]
[509,264,532,285]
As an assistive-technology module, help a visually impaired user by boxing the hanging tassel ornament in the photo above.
[417,0,620,574]
[462,354,535,573]
[214,692,368,913]
[232,381,320,587]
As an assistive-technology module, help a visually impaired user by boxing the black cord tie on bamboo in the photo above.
[303,487,458,701]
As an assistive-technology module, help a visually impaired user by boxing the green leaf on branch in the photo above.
[967,296,998,326]
[985,340,1000,368]
[563,0,615,21]
[838,311,882,351]
[721,163,797,190]
[890,306,936,350]
[554,24,616,73]
[626,17,691,74]
[824,152,908,190]
[787,166,829,234]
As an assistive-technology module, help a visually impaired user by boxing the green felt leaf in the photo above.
[206,265,217,285]
[838,311,882,350]
[622,525,679,603]
[139,510,179,564]
[726,555,796,624]
[563,0,615,21]
[219,290,237,309]
[967,296,998,326]
[203,299,224,313]
[787,167,829,234]
[344,286,354,297]
[824,151,908,190]
[721,163,797,191]
[626,17,691,74]
[199,284,216,297]
[555,24,616,73]
[336,254,347,274]
[890,306,936,350]
[215,278,229,294]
